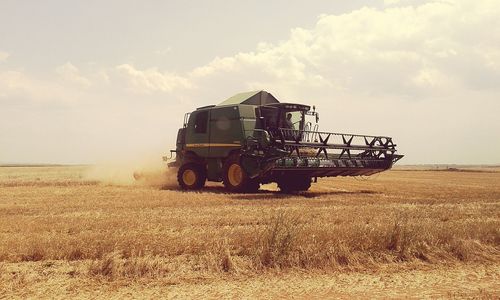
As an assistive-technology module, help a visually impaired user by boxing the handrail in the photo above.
[275,128,391,140]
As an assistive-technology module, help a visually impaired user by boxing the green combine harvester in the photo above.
[165,91,403,192]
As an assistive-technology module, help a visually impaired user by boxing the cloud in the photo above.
[219,1,497,96]
[0,70,75,106]
[116,0,499,98]
[56,62,91,88]
[2,0,499,102]
[0,51,9,62]
[116,64,194,93]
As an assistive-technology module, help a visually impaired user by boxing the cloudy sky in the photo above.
[1,0,499,164]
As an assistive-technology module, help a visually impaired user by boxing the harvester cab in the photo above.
[166,91,403,193]
[257,103,318,142]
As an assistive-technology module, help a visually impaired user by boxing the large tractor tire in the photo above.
[222,155,260,193]
[177,163,206,190]
[277,176,312,193]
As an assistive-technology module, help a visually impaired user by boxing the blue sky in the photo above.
[1,0,499,164]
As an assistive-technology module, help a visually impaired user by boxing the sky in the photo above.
[0,0,499,165]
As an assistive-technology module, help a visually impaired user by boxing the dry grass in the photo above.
[0,166,499,298]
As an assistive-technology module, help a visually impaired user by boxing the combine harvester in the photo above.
[165,91,403,192]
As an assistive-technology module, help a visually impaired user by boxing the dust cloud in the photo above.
[83,154,178,188]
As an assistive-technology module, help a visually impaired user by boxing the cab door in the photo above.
[208,106,242,158]
[185,110,210,157]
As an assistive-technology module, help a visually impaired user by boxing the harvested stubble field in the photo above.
[0,166,499,299]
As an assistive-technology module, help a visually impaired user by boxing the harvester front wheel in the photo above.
[177,163,206,190]
[223,156,259,193]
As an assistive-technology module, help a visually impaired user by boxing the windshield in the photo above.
[259,106,305,131]
[282,110,303,130]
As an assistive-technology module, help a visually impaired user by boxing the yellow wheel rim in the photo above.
[228,163,243,186]
[182,169,197,186]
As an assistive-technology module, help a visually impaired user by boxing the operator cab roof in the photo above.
[217,90,279,106]
[196,90,309,111]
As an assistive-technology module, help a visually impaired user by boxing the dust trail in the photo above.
[83,156,178,188]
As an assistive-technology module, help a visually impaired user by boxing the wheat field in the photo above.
[0,165,499,298]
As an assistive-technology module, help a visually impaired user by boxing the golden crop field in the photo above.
[0,165,499,298]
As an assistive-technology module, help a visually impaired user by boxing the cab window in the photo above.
[194,111,208,133]
[282,110,303,130]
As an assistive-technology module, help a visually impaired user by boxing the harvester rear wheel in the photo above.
[223,156,260,193]
[277,176,311,193]
[177,163,206,190]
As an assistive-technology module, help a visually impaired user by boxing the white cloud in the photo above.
[114,0,499,98]
[3,0,499,102]
[207,1,495,96]
[116,64,194,93]
[0,51,9,62]
[0,70,79,106]
[412,67,452,88]
[56,62,91,88]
